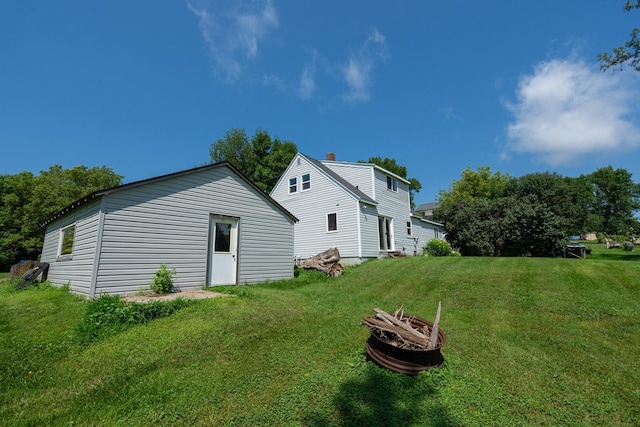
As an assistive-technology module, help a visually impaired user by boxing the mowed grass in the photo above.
[1,249,639,426]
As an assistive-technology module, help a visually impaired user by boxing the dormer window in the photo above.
[289,177,298,194]
[387,176,397,192]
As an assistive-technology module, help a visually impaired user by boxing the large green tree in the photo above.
[439,195,566,257]
[599,1,640,71]
[435,165,640,257]
[437,166,511,209]
[209,128,297,193]
[358,157,422,209]
[585,166,640,234]
[0,165,122,270]
[435,167,576,257]
[502,172,594,236]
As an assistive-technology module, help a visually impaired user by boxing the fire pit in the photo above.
[363,308,445,376]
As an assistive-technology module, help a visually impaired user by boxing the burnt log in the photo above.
[302,247,343,277]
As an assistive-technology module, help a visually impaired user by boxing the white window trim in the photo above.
[407,220,413,237]
[387,176,398,192]
[301,173,311,191]
[57,223,76,260]
[327,212,338,233]
[289,177,298,194]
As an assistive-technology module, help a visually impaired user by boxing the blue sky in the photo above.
[2,1,639,202]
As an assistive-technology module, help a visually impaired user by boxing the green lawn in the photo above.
[1,250,639,426]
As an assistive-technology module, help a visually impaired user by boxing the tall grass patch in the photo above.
[73,294,195,343]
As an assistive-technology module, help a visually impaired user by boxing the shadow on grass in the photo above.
[306,359,459,427]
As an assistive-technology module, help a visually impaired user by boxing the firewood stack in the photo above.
[362,303,442,351]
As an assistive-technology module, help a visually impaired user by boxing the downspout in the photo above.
[89,197,107,298]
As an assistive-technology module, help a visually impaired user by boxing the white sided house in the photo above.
[40,162,297,297]
[270,152,445,264]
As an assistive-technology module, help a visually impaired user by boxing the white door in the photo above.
[208,216,238,285]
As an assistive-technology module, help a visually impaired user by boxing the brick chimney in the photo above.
[326,152,336,161]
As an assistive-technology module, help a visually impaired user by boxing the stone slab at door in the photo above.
[208,216,238,285]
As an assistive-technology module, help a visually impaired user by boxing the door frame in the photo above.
[206,214,240,286]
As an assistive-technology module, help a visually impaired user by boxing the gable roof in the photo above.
[321,159,411,185]
[297,153,377,206]
[416,202,438,212]
[41,161,298,227]
[410,212,444,227]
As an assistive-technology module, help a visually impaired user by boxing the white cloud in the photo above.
[297,49,318,100]
[187,0,278,83]
[262,73,286,91]
[443,106,462,121]
[342,28,389,103]
[505,58,640,166]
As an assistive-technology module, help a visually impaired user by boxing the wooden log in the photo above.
[362,317,427,348]
[373,308,427,340]
[427,301,441,350]
[302,247,343,277]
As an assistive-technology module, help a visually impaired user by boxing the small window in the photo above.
[387,176,397,192]
[289,177,297,194]
[302,173,311,191]
[214,222,232,253]
[407,221,412,236]
[58,224,75,258]
[327,213,338,232]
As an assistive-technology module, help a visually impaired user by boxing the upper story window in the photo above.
[289,177,298,194]
[302,173,311,191]
[387,176,398,192]
[58,224,75,259]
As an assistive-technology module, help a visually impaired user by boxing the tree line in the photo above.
[0,165,123,270]
[434,166,640,257]
[2,127,639,269]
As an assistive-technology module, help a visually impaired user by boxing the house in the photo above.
[40,162,297,297]
[270,152,445,264]
[415,202,439,220]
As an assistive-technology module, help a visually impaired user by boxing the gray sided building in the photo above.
[40,162,297,297]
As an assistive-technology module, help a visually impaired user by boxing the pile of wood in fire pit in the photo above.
[362,303,441,351]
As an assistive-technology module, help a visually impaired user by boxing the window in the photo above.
[58,224,75,258]
[302,173,311,190]
[327,213,338,232]
[214,222,232,253]
[387,176,397,192]
[407,221,412,236]
[289,177,297,194]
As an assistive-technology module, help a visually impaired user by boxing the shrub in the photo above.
[74,294,193,343]
[424,239,453,256]
[150,264,176,294]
